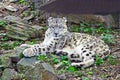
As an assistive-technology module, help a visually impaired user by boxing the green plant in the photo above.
[37,55,48,61]
[60,56,68,60]
[19,0,26,5]
[62,60,70,66]
[101,73,108,78]
[0,20,7,28]
[96,26,104,33]
[81,76,90,80]
[30,39,36,45]
[95,55,104,66]
[53,58,59,64]
[100,33,115,44]
[69,25,80,32]
[67,66,76,72]
[106,55,118,65]
[0,59,2,65]
[87,71,93,75]
[0,41,22,50]
[0,33,8,41]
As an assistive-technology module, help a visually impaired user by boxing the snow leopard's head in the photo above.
[47,17,68,37]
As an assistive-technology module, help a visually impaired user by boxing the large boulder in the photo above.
[0,51,14,67]
[1,68,21,80]
[24,62,58,80]
[17,57,58,80]
[67,14,115,27]
[51,14,116,28]
[3,16,46,40]
[17,57,40,73]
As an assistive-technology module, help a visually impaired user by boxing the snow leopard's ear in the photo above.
[48,17,53,22]
[63,17,67,23]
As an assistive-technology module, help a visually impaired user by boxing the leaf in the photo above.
[61,56,68,61]
[88,71,93,75]
[67,66,76,72]
[62,60,70,66]
[82,76,90,80]
[0,20,7,27]
[37,55,47,61]
[95,55,104,66]
[53,58,59,64]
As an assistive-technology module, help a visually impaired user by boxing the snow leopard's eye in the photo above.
[59,26,62,29]
[50,26,54,29]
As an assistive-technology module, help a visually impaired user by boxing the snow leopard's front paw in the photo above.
[23,48,35,57]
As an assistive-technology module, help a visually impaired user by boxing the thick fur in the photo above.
[22,17,110,68]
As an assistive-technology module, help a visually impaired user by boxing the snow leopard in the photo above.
[21,17,110,68]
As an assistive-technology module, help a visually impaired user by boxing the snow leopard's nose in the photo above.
[55,33,58,37]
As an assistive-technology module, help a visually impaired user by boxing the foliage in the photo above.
[0,41,22,50]
[60,56,68,61]
[0,33,8,41]
[19,0,26,5]
[100,33,115,44]
[67,66,76,72]
[37,55,48,62]
[0,20,7,29]
[81,76,90,80]
[0,59,2,65]
[69,25,80,32]
[53,58,59,64]
[106,55,118,65]
[29,39,37,45]
[95,55,104,66]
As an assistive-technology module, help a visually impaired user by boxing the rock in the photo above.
[4,16,22,22]
[0,65,5,77]
[58,73,66,80]
[116,74,120,80]
[55,62,63,70]
[0,52,14,67]
[23,14,34,22]
[98,15,116,27]
[4,5,18,12]
[17,57,57,80]
[14,45,31,57]
[3,16,46,40]
[17,57,40,73]
[9,0,18,2]
[24,62,58,80]
[0,14,3,17]
[5,23,46,40]
[31,25,44,30]
[1,68,21,80]
[5,24,30,41]
[52,14,116,28]
[0,2,4,9]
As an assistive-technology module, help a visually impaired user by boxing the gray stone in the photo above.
[17,57,40,73]
[58,73,66,80]
[24,63,58,80]
[0,52,14,67]
[98,15,115,27]
[1,68,21,80]
[23,14,34,21]
[0,2,4,9]
[13,45,31,57]
[52,14,116,28]
[116,74,120,80]
[4,18,45,40]
[4,16,21,22]
[31,25,44,30]
[4,5,18,12]
[9,0,18,2]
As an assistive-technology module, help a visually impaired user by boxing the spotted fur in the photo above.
[22,17,110,68]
